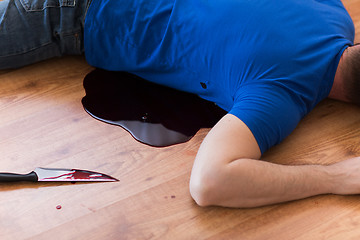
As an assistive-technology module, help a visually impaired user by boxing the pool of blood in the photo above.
[82,69,227,147]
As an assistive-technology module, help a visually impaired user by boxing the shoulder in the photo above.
[230,83,305,154]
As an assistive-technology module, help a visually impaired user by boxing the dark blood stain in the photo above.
[56,205,62,210]
[164,196,176,199]
[200,82,207,89]
[41,169,117,181]
[81,69,227,147]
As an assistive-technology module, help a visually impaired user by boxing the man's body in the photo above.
[191,44,360,208]
[85,0,354,154]
[1,0,360,208]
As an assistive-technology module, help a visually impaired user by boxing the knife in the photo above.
[0,167,118,182]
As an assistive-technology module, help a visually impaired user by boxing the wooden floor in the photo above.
[1,1,360,239]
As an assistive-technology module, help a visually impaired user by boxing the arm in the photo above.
[189,114,360,208]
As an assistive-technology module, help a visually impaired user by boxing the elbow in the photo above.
[190,181,213,207]
[189,179,209,207]
[189,162,257,208]
[189,172,221,207]
[189,177,260,208]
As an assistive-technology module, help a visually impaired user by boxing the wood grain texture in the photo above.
[1,1,360,239]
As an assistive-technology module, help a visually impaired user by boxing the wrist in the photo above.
[306,164,336,195]
[324,163,348,195]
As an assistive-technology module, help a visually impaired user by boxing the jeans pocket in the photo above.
[19,0,76,12]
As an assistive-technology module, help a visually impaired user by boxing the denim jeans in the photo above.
[0,0,88,69]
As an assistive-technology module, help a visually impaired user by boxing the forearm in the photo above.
[215,159,334,208]
[189,114,360,208]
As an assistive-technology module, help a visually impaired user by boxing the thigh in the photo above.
[0,0,87,69]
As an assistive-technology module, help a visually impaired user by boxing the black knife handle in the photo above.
[0,171,38,182]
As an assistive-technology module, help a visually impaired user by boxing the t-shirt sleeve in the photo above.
[229,83,305,154]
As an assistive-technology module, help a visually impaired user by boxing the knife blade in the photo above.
[0,167,118,182]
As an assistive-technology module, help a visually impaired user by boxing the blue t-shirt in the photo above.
[84,0,354,154]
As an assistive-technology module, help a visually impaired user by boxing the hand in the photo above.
[328,157,360,195]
